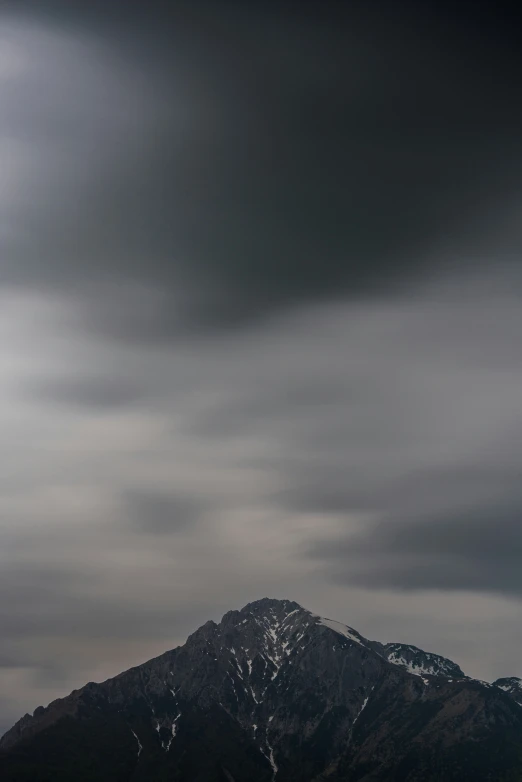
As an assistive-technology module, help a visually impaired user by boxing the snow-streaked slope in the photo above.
[493,677,522,706]
[316,617,370,648]
[383,642,466,678]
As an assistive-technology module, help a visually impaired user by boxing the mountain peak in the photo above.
[2,598,522,781]
[239,597,304,614]
[382,642,467,678]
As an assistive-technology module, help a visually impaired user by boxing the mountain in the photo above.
[493,677,522,707]
[380,642,466,678]
[1,597,522,781]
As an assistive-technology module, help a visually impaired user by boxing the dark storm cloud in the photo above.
[309,500,522,596]
[300,447,522,592]
[2,1,522,340]
[303,450,522,595]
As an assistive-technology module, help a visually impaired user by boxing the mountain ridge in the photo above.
[1,597,522,781]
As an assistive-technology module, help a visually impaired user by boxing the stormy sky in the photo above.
[1,0,522,734]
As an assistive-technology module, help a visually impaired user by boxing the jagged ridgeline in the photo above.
[2,598,522,781]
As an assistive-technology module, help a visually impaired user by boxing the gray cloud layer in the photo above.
[1,0,522,737]
[2,1,522,336]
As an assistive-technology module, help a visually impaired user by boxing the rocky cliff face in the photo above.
[1,598,522,781]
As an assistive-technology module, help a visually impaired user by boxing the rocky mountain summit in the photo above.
[1,598,522,781]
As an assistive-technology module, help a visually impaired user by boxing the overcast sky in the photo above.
[1,0,522,736]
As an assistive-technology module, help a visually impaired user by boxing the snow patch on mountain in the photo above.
[130,728,142,757]
[317,617,368,647]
